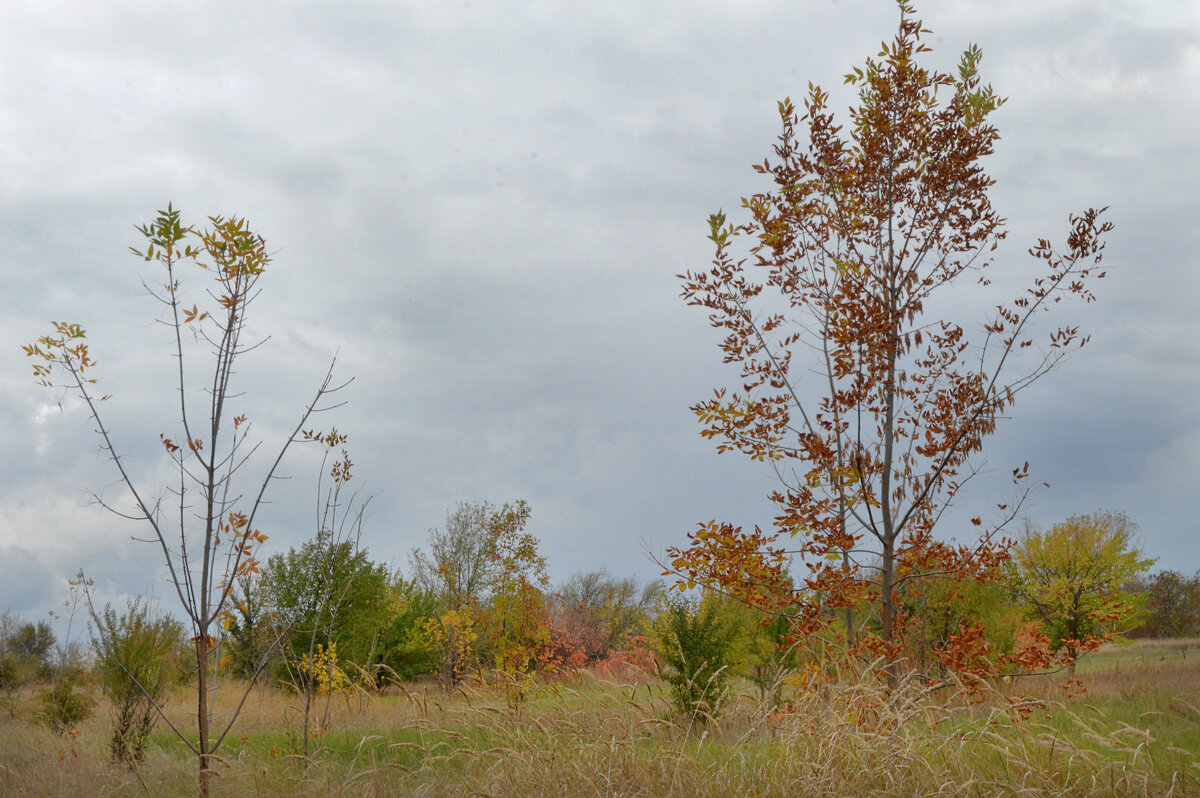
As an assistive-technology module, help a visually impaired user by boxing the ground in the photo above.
[1,639,1197,797]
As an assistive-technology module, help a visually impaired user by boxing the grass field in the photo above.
[1,639,1197,797]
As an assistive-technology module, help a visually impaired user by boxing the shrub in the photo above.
[91,598,183,767]
[224,574,271,680]
[653,592,741,722]
[1,612,43,716]
[596,634,659,682]
[36,672,94,734]
[2,616,55,684]
[552,571,664,662]
[374,581,441,683]
[424,608,477,689]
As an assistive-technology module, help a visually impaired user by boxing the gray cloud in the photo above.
[2,0,1198,634]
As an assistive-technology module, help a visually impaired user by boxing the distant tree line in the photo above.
[2,503,1195,748]
[217,499,672,706]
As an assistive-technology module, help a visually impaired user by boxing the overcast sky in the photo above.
[2,0,1197,628]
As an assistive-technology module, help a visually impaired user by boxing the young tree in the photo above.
[652,591,742,722]
[668,2,1111,684]
[1007,512,1154,675]
[0,613,54,716]
[0,614,25,715]
[253,430,380,755]
[25,207,346,796]
[262,535,390,676]
[481,500,550,712]
[409,501,503,688]
[2,617,55,679]
[423,607,477,690]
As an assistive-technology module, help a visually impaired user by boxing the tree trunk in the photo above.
[880,541,898,690]
[196,633,211,798]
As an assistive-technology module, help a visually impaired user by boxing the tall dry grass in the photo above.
[1,642,1197,796]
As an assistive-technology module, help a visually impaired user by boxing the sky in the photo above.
[1,0,1197,629]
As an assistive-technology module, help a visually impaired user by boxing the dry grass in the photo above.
[1,641,1198,797]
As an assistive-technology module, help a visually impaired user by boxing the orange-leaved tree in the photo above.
[668,3,1111,686]
[24,206,347,796]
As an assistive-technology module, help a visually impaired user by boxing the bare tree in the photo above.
[409,501,498,609]
[26,206,348,796]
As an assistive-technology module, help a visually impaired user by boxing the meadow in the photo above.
[1,639,1197,797]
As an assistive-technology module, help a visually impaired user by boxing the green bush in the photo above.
[224,574,272,680]
[1,615,55,696]
[91,598,183,767]
[261,538,393,684]
[36,673,94,734]
[0,613,42,716]
[376,578,441,682]
[653,591,741,722]
[741,607,804,706]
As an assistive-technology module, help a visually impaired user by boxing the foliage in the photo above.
[1136,570,1200,638]
[34,573,97,736]
[373,577,441,682]
[423,608,477,689]
[35,672,94,734]
[739,604,806,706]
[25,205,346,796]
[482,500,550,711]
[261,537,391,676]
[297,642,353,697]
[900,571,1024,678]
[595,634,660,681]
[1006,511,1155,674]
[668,3,1111,685]
[652,591,742,722]
[4,618,55,679]
[407,499,552,697]
[91,597,184,767]
[0,613,53,714]
[223,574,269,680]
[551,570,664,662]
[536,611,590,675]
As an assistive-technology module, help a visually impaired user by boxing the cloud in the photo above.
[1,0,1197,626]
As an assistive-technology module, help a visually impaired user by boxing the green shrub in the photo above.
[741,607,804,706]
[222,574,265,679]
[1,615,56,701]
[36,673,94,733]
[376,579,441,682]
[91,598,183,767]
[0,613,42,716]
[653,591,741,722]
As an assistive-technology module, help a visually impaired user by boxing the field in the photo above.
[1,639,1198,797]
